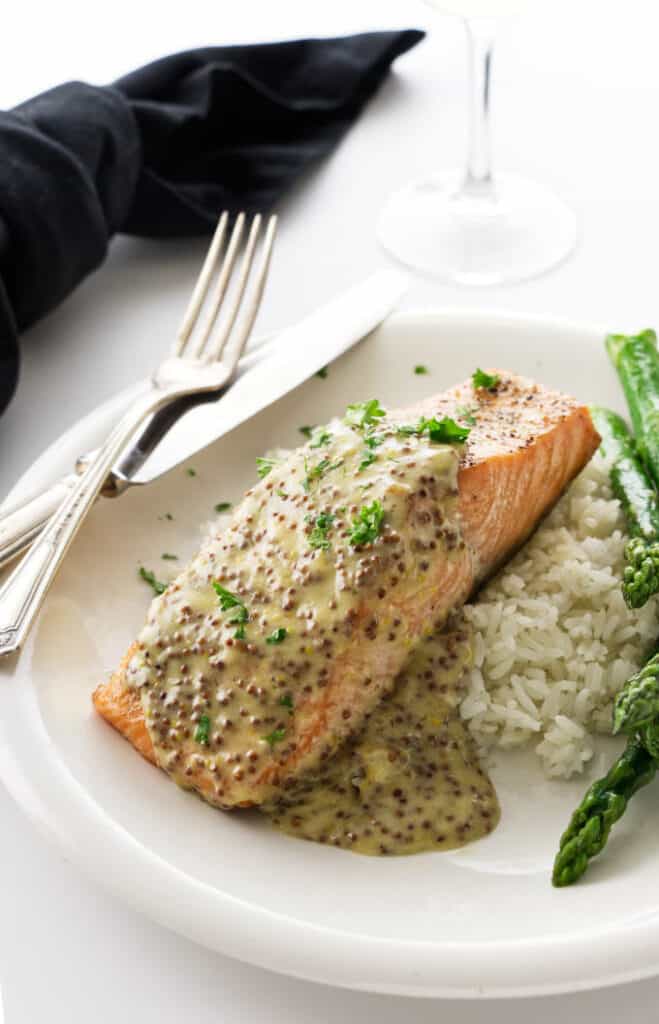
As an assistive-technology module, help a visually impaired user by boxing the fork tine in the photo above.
[191,212,246,360]
[173,212,228,357]
[216,214,278,372]
[203,213,263,363]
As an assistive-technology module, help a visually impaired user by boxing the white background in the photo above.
[2,0,659,1019]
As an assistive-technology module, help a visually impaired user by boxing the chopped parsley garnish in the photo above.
[358,450,378,472]
[264,728,286,748]
[298,425,314,439]
[344,399,386,431]
[212,583,244,611]
[316,366,329,379]
[423,416,470,443]
[212,583,249,638]
[396,416,470,444]
[229,606,249,640]
[472,368,501,389]
[349,499,384,547]
[309,427,332,449]
[266,627,288,645]
[214,502,232,514]
[186,467,197,477]
[278,694,294,713]
[414,364,429,375]
[139,567,166,595]
[309,512,335,550]
[276,489,287,499]
[194,715,211,746]
[256,456,278,479]
[303,457,342,492]
[161,553,178,561]
[456,404,478,426]
[358,433,384,471]
[159,512,174,521]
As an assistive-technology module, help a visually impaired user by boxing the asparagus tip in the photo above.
[622,537,659,610]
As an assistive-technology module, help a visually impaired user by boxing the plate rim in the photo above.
[2,306,656,1000]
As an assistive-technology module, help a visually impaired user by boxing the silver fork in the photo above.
[0,210,277,657]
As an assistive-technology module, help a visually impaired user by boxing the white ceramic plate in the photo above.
[2,310,659,999]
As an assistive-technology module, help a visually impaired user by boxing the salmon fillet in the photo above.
[93,371,599,805]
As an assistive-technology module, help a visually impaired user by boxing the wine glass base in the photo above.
[377,172,577,286]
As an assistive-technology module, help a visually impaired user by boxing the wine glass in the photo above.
[377,0,577,285]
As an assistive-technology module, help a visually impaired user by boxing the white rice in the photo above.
[460,452,659,778]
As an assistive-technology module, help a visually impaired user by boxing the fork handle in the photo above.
[0,331,281,573]
[0,391,163,656]
[0,476,80,571]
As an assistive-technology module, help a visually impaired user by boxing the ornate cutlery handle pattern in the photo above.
[0,392,162,656]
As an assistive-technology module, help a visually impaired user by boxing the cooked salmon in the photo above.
[93,371,599,807]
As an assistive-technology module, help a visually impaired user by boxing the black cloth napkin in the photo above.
[0,29,423,418]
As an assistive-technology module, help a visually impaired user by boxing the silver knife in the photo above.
[0,270,408,568]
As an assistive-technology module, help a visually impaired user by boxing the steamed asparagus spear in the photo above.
[589,406,659,608]
[605,330,659,486]
[613,649,659,735]
[552,337,659,886]
[552,736,657,887]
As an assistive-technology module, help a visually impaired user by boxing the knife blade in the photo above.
[122,268,408,486]
[0,270,408,569]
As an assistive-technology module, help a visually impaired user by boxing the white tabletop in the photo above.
[3,0,659,1019]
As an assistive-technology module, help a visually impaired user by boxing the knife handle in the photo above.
[0,476,80,571]
[0,330,284,573]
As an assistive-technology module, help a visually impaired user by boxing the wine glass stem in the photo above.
[462,17,496,198]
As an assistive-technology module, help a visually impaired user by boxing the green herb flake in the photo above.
[414,364,429,375]
[298,425,314,439]
[212,583,249,638]
[186,468,197,477]
[278,694,294,713]
[276,489,287,499]
[256,456,278,479]
[423,416,470,443]
[212,583,244,611]
[159,512,174,521]
[344,399,386,431]
[349,500,384,547]
[303,457,342,492]
[266,627,288,645]
[214,502,232,514]
[396,416,470,444]
[456,404,478,426]
[138,567,167,595]
[309,427,333,449]
[161,553,178,561]
[316,366,329,379]
[309,512,335,550]
[358,434,384,471]
[194,715,211,746]
[358,450,377,472]
[472,367,501,390]
[264,727,286,749]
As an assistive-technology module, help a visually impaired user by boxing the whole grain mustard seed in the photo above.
[131,404,501,854]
